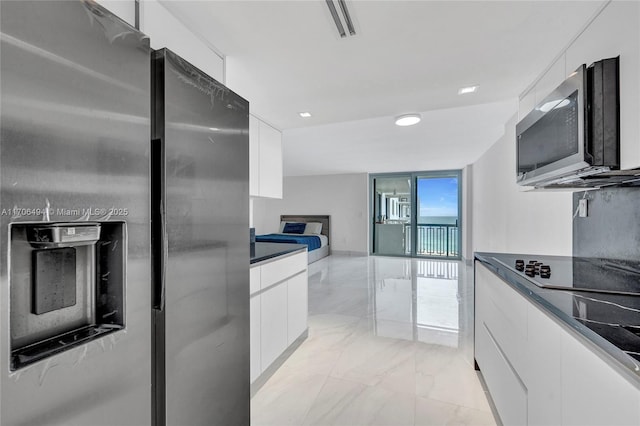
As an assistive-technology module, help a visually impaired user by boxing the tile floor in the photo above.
[251,254,497,426]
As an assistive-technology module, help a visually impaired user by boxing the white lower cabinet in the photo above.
[475,262,640,426]
[475,321,528,426]
[250,251,308,384]
[525,305,562,426]
[249,296,261,383]
[287,271,308,346]
[260,283,288,371]
[561,336,640,426]
[475,265,528,426]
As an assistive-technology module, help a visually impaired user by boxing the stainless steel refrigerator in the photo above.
[0,1,152,425]
[151,49,250,425]
[1,2,250,425]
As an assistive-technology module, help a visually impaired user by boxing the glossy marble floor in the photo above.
[251,255,497,426]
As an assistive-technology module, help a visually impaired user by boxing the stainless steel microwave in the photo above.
[516,57,619,187]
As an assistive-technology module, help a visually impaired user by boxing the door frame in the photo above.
[369,170,462,260]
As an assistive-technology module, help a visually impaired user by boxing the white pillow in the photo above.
[303,222,323,235]
[278,221,287,233]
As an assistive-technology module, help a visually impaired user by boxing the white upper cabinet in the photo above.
[95,0,136,27]
[259,121,283,199]
[94,1,225,84]
[519,54,568,119]
[535,54,567,106]
[140,0,225,84]
[250,114,283,199]
[565,1,640,170]
[518,88,536,120]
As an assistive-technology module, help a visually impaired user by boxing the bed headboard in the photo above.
[280,215,330,243]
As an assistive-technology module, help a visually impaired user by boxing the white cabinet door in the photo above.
[260,283,288,372]
[535,54,567,104]
[249,114,260,197]
[519,88,537,120]
[258,120,283,199]
[565,1,640,170]
[250,295,261,383]
[250,265,261,295]
[475,264,527,373]
[475,264,528,426]
[561,334,640,426]
[525,304,562,426]
[287,271,308,345]
[475,321,528,426]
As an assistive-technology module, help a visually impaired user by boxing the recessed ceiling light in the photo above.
[458,85,479,95]
[299,112,312,118]
[394,113,421,126]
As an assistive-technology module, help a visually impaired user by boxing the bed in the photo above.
[255,215,330,264]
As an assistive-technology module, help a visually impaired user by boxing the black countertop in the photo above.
[475,252,640,383]
[250,242,306,265]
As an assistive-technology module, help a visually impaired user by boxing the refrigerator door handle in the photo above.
[151,137,165,311]
[160,203,167,310]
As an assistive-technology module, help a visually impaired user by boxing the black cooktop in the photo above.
[491,253,640,296]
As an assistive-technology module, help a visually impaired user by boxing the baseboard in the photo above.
[250,329,308,398]
[330,250,368,257]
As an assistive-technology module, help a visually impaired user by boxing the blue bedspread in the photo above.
[255,234,322,251]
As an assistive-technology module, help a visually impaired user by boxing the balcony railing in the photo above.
[404,223,459,257]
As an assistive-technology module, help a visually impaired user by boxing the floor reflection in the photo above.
[252,254,494,426]
[372,257,461,347]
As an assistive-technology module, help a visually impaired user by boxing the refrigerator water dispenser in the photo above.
[9,222,126,370]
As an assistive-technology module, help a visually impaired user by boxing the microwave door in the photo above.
[516,65,587,186]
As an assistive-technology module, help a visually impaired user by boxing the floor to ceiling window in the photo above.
[370,170,461,259]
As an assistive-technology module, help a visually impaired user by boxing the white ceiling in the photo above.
[282,98,516,176]
[160,0,605,176]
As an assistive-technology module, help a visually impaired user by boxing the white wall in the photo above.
[471,116,573,256]
[253,174,369,254]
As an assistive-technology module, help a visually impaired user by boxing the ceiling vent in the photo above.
[325,0,356,38]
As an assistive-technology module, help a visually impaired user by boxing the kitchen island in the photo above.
[475,253,640,426]
[250,243,308,393]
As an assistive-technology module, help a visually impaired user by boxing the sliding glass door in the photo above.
[371,170,461,259]
[371,175,413,256]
